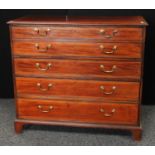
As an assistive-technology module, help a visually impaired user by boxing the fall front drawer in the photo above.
[17,98,138,125]
[12,41,142,58]
[11,26,143,41]
[14,58,141,79]
[16,77,140,101]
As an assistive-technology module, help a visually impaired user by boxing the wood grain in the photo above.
[11,26,143,41]
[16,77,140,101]
[7,16,148,26]
[12,41,143,58]
[14,58,141,79]
[17,98,138,125]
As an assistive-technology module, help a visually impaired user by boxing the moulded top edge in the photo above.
[7,16,148,26]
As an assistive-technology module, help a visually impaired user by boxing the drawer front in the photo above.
[11,26,143,41]
[14,58,141,79]
[16,77,140,101]
[12,41,142,58]
[17,98,138,125]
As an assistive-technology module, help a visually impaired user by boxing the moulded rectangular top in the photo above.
[7,16,148,26]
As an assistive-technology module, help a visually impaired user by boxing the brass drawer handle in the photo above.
[99,29,118,38]
[100,65,116,73]
[100,86,116,95]
[37,105,53,113]
[35,43,51,52]
[100,45,117,54]
[34,28,51,36]
[35,63,52,71]
[37,83,53,91]
[100,108,116,117]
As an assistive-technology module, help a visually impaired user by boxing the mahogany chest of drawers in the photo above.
[8,16,148,140]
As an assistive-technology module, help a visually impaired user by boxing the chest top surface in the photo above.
[7,16,148,26]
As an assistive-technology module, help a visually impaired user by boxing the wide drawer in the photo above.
[14,58,141,80]
[12,41,142,58]
[17,98,139,125]
[11,26,143,41]
[16,77,140,102]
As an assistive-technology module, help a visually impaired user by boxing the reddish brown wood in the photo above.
[14,121,24,134]
[7,16,148,26]
[12,42,143,58]
[16,77,140,102]
[131,128,142,141]
[11,26,143,41]
[17,98,138,125]
[14,58,141,79]
[8,16,147,140]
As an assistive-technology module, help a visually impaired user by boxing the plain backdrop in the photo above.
[0,9,154,105]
